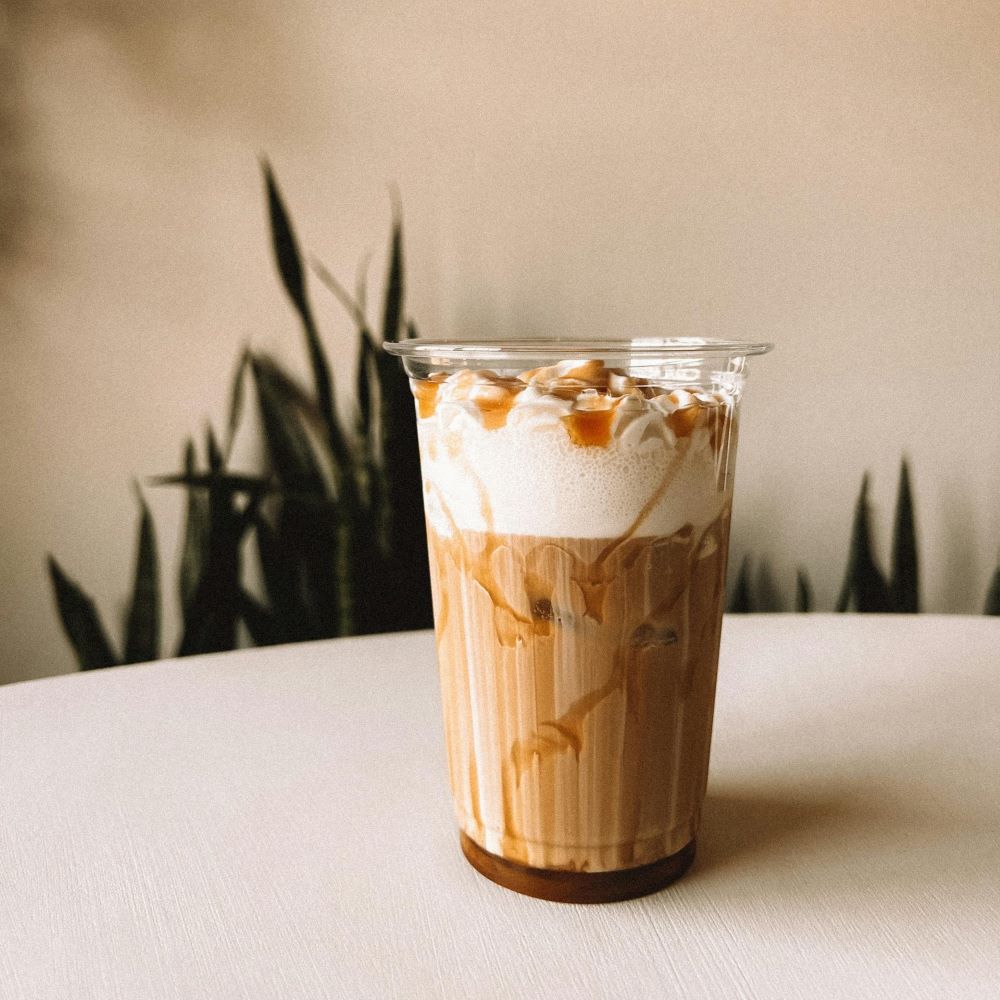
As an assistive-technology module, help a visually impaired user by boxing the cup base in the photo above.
[459,832,696,903]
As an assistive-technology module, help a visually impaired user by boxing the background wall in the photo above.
[2,0,998,685]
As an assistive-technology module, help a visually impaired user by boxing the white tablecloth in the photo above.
[1,615,997,999]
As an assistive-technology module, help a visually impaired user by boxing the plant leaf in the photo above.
[239,589,282,646]
[726,556,753,613]
[375,344,431,630]
[254,514,296,636]
[261,162,350,470]
[252,355,346,635]
[152,471,274,494]
[262,160,310,328]
[311,257,368,331]
[795,568,813,613]
[365,221,433,632]
[984,564,1000,615]
[176,495,245,656]
[381,212,404,344]
[252,357,327,493]
[47,556,119,670]
[837,473,894,612]
[312,247,397,634]
[177,565,240,656]
[175,425,249,656]
[356,329,377,444]
[123,486,160,664]
[224,347,250,459]
[889,457,919,613]
[252,352,326,436]
[177,439,208,619]
[207,425,223,474]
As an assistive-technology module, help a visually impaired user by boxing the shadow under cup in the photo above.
[385,338,771,903]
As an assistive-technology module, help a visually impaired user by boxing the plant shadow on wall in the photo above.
[48,162,433,670]
[47,168,1000,671]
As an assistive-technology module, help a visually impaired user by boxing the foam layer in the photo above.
[413,361,738,539]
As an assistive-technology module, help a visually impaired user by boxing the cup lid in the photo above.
[384,337,773,363]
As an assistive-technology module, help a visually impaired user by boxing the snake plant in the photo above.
[728,458,1000,614]
[48,161,432,668]
[46,168,1000,670]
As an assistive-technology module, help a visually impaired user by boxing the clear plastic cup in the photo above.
[386,338,772,902]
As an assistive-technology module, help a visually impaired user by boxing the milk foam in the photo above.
[415,364,736,540]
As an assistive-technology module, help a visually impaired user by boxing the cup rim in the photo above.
[383,336,773,362]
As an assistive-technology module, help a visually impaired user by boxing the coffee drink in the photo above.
[408,358,740,898]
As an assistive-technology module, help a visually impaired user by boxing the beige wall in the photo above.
[2,1,998,684]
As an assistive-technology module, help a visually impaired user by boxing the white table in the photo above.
[1,615,997,999]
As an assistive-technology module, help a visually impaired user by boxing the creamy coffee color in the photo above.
[413,360,738,873]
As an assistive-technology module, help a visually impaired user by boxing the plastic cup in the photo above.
[386,338,771,902]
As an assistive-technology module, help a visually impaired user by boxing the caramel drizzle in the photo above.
[413,379,441,419]
[474,391,519,430]
[419,363,735,455]
[426,479,537,648]
[430,427,696,645]
[423,399,732,865]
[429,507,731,867]
[574,439,691,623]
[561,406,616,447]
[507,512,725,783]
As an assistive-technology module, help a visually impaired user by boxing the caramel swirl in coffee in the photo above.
[428,513,730,872]
[414,356,737,873]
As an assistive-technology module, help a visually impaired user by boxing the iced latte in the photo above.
[386,340,770,902]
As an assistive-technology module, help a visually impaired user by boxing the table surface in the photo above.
[2,615,998,1000]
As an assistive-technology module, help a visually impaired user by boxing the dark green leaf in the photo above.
[375,365,431,628]
[889,457,919,613]
[252,356,346,635]
[253,510,329,642]
[177,439,208,619]
[177,568,240,656]
[837,473,894,613]
[225,348,250,459]
[754,558,782,612]
[984,565,1000,616]
[123,487,160,664]
[207,425,223,474]
[252,357,327,492]
[252,353,326,436]
[311,257,368,331]
[309,254,385,631]
[356,330,377,448]
[258,352,364,635]
[727,557,753,613]
[381,213,404,344]
[152,472,273,494]
[371,232,433,631]
[311,254,389,633]
[262,159,309,328]
[834,573,850,613]
[254,514,296,634]
[262,162,349,469]
[175,425,253,656]
[176,494,247,657]
[47,556,119,670]
[239,589,282,646]
[795,568,813,613]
